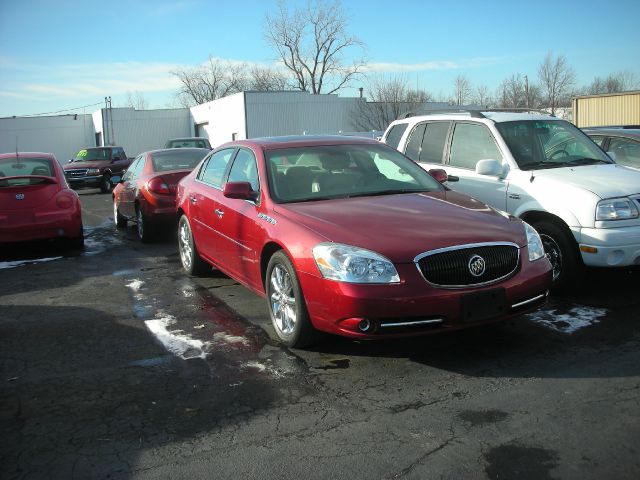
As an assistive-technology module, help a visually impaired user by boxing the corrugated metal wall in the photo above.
[0,115,95,165]
[572,91,640,127]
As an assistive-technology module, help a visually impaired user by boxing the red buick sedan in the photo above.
[0,152,83,248]
[176,136,553,348]
[112,148,209,242]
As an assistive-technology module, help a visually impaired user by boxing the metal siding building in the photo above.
[190,93,247,148]
[572,91,640,127]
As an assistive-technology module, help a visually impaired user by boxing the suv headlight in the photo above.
[86,168,101,176]
[524,221,545,261]
[312,243,400,283]
[596,198,639,220]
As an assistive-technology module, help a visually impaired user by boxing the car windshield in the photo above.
[266,143,444,203]
[151,150,208,172]
[0,157,55,186]
[74,148,110,162]
[496,120,612,170]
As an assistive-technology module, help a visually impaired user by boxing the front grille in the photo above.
[65,169,88,178]
[416,243,520,288]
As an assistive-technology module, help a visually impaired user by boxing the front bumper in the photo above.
[297,256,552,339]
[65,175,102,189]
[576,225,640,267]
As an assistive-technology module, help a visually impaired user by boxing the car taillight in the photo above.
[147,177,171,195]
[56,194,74,209]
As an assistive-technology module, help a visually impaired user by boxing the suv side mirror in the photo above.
[476,159,503,176]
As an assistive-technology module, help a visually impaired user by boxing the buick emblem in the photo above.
[468,254,486,277]
[15,193,25,200]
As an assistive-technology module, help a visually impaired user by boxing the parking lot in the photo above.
[1,190,639,480]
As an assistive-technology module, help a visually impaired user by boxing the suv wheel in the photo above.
[533,220,582,291]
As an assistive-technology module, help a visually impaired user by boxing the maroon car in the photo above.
[176,136,553,348]
[112,148,209,242]
[1,152,83,248]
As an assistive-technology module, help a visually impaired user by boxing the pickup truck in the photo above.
[64,146,133,193]
[383,110,640,290]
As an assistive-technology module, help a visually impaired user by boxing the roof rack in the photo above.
[403,109,486,119]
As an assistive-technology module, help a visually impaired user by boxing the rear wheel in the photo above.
[532,220,582,291]
[100,174,112,194]
[113,199,127,228]
[69,225,85,251]
[178,215,209,276]
[136,206,154,243]
[266,251,318,348]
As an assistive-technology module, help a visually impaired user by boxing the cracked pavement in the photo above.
[1,191,639,479]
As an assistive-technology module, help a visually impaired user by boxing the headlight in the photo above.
[524,221,545,261]
[312,242,400,283]
[596,198,639,220]
[86,168,101,176]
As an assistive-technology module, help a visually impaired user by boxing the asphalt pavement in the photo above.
[1,190,639,480]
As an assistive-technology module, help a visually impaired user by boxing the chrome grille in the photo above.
[415,242,520,288]
[65,169,88,178]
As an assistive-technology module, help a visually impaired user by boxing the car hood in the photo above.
[274,191,527,263]
[529,164,640,198]
[64,161,109,170]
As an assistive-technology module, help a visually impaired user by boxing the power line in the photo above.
[7,101,105,118]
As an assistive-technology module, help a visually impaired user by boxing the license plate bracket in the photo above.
[461,288,507,323]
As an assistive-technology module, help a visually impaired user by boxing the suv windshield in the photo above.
[266,143,444,203]
[74,148,110,162]
[496,120,612,170]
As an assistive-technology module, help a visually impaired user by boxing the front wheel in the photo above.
[532,220,582,291]
[177,215,209,276]
[100,174,112,194]
[113,199,127,228]
[266,251,318,348]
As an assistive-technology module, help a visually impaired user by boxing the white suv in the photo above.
[383,111,640,289]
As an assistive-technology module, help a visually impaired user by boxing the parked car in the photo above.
[112,148,209,242]
[64,146,132,193]
[382,111,640,290]
[175,136,552,348]
[165,137,212,149]
[0,152,83,249]
[583,127,640,170]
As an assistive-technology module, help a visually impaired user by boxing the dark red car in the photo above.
[0,152,83,248]
[112,148,209,242]
[176,136,553,348]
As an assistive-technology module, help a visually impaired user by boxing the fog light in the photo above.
[358,319,372,332]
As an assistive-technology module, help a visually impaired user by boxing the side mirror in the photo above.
[606,151,617,162]
[476,159,503,176]
[223,181,258,201]
[110,175,122,185]
[428,168,458,183]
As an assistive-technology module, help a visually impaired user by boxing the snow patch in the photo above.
[527,305,607,334]
[144,313,212,360]
[0,257,62,270]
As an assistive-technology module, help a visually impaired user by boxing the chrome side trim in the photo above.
[380,318,443,328]
[511,292,547,310]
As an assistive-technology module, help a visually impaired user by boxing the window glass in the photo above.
[449,123,502,170]
[151,149,208,172]
[405,123,426,161]
[384,123,408,149]
[0,157,53,186]
[123,156,142,181]
[589,135,605,147]
[198,148,235,188]
[608,137,640,169]
[227,149,259,192]
[420,122,450,163]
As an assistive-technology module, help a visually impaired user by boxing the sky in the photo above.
[1,0,639,118]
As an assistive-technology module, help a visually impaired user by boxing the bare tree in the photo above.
[125,91,148,110]
[264,0,366,94]
[538,52,575,115]
[586,70,638,95]
[453,75,471,106]
[474,84,491,107]
[247,66,291,91]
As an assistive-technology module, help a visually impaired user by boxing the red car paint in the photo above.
[176,136,552,342]
[0,152,83,246]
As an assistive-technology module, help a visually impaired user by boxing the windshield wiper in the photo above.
[347,189,426,198]
[521,161,567,170]
[566,158,612,166]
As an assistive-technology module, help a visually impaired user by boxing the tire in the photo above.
[177,215,209,276]
[266,251,318,348]
[69,225,85,251]
[113,199,127,228]
[532,220,582,291]
[136,206,154,243]
[100,174,112,194]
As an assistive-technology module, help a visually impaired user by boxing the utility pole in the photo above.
[524,75,530,110]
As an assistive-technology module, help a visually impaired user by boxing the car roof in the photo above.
[145,147,211,155]
[0,152,55,159]
[228,135,381,151]
[396,111,558,125]
[167,137,210,142]
[583,128,640,139]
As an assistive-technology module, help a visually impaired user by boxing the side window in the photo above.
[589,135,605,147]
[227,148,259,192]
[449,123,502,170]
[405,123,426,161]
[123,156,142,181]
[198,148,235,188]
[420,122,450,163]
[608,137,640,168]
[384,123,408,149]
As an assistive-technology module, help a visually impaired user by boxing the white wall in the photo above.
[0,114,95,165]
[190,93,246,148]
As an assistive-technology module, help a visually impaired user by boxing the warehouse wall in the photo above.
[572,91,640,128]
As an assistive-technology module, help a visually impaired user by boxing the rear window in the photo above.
[167,139,211,149]
[151,150,208,172]
[0,157,55,186]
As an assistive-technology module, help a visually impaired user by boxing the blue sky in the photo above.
[1,0,639,117]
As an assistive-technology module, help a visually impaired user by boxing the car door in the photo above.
[118,155,144,219]
[214,147,263,286]
[442,122,509,211]
[189,148,236,263]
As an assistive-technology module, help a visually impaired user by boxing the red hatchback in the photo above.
[0,152,83,248]
[176,136,553,348]
[112,148,209,242]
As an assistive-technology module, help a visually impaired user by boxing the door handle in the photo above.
[215,209,224,218]
[190,196,197,204]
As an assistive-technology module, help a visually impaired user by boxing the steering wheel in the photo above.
[549,149,569,160]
